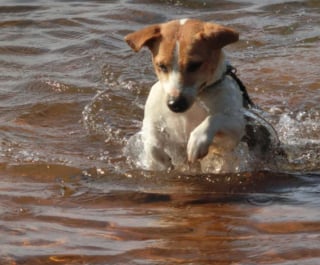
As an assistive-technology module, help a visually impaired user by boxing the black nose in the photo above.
[167,96,190,113]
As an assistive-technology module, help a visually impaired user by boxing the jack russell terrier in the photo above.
[125,19,283,171]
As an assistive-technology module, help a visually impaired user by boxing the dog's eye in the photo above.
[157,63,169,73]
[187,61,203,73]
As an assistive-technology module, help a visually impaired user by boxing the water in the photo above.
[0,0,319,264]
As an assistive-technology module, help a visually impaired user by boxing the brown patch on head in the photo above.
[176,20,239,88]
[150,20,180,71]
[125,19,238,58]
[125,21,181,76]
[176,19,239,57]
[125,19,239,97]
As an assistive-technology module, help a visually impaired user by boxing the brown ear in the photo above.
[125,24,161,52]
[199,23,239,49]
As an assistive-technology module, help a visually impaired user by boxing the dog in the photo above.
[125,19,283,171]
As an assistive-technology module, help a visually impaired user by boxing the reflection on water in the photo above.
[0,0,319,264]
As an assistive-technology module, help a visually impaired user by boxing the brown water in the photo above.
[0,0,319,264]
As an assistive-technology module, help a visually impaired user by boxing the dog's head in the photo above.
[125,19,239,113]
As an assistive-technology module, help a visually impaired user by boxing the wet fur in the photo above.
[125,19,283,170]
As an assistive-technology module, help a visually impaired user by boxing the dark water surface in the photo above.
[0,0,319,264]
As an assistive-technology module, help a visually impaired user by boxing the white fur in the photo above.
[141,58,245,170]
[162,42,181,97]
[180,18,188,25]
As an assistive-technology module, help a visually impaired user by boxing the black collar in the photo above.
[225,64,255,109]
[203,64,256,109]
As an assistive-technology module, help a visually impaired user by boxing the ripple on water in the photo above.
[0,45,49,56]
[0,0,320,264]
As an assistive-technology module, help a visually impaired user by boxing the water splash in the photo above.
[83,69,319,174]
[125,107,320,174]
[276,110,320,171]
[82,70,143,143]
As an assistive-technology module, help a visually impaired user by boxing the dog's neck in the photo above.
[210,51,228,86]
[204,55,256,109]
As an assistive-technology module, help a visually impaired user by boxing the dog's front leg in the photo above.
[146,144,172,170]
[141,126,173,170]
[187,113,244,163]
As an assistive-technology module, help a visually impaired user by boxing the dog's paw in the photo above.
[187,128,212,163]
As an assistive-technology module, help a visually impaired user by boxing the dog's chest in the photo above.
[159,101,208,143]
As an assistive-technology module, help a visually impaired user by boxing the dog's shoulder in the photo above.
[199,76,244,113]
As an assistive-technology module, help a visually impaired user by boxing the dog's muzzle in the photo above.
[167,96,190,113]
